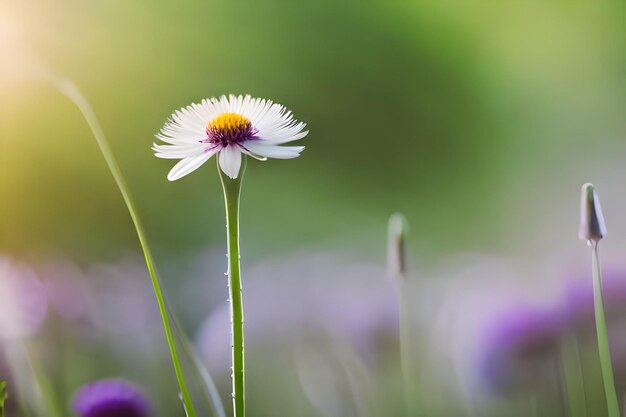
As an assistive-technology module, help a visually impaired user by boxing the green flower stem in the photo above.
[591,241,619,417]
[55,80,197,417]
[218,159,247,417]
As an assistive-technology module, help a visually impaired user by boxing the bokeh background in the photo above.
[1,1,626,416]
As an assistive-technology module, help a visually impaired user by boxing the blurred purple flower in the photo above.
[0,255,48,339]
[475,304,564,393]
[562,268,626,386]
[84,258,162,340]
[41,259,91,322]
[72,379,150,417]
[196,252,398,372]
[562,268,626,328]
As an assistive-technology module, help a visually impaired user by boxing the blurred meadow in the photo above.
[1,1,626,416]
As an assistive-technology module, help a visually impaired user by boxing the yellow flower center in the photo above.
[205,112,257,147]
[207,113,251,133]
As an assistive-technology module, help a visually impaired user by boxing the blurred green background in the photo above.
[1,1,626,416]
[2,0,624,263]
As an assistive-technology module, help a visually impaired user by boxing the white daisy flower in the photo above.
[153,94,308,181]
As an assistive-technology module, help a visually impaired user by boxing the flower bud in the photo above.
[579,183,607,242]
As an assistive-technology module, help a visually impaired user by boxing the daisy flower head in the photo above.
[153,94,308,181]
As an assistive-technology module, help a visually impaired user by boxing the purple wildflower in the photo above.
[562,268,626,387]
[0,255,48,339]
[196,251,398,371]
[562,268,626,329]
[475,304,564,393]
[42,259,91,322]
[72,379,150,417]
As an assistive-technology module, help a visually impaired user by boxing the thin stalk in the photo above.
[217,159,246,417]
[54,79,196,417]
[387,214,414,416]
[398,282,414,417]
[560,334,587,417]
[591,241,619,417]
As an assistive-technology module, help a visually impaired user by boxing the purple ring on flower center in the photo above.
[203,112,258,148]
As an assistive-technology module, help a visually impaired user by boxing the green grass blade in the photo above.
[591,242,619,417]
[52,78,201,417]
[0,380,7,417]
[166,299,227,417]
[561,334,588,417]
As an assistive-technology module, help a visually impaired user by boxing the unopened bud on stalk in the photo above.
[387,213,409,280]
[579,183,607,242]
[578,183,619,416]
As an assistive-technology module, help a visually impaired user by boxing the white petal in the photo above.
[152,143,205,159]
[155,96,308,180]
[167,150,217,181]
[218,146,242,179]
[156,132,204,145]
[173,102,210,130]
[216,95,231,114]
[157,102,209,145]
[243,98,271,123]
[241,142,304,159]
[238,145,267,161]
[258,129,309,145]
